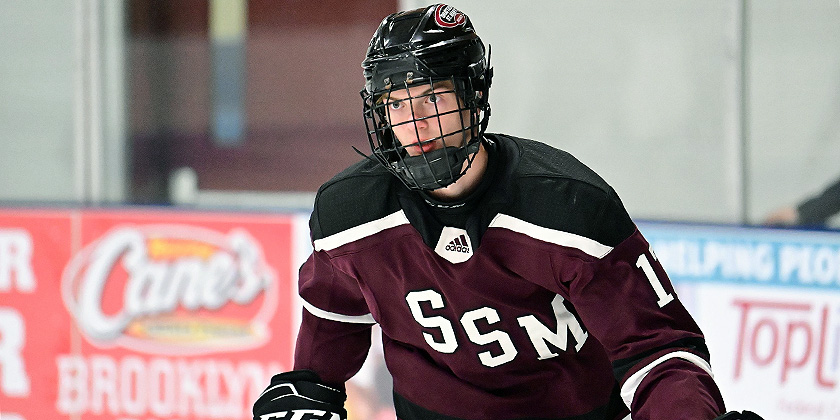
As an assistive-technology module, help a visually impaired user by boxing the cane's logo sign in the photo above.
[433,4,466,28]
[61,225,278,355]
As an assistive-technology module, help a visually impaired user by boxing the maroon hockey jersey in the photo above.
[294,134,725,420]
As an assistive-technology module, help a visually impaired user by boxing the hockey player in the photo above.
[254,4,762,420]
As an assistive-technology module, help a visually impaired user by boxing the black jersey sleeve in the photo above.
[798,175,840,226]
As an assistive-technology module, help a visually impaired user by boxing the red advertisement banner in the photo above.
[0,208,299,420]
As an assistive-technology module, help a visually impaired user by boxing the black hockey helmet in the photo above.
[361,4,492,190]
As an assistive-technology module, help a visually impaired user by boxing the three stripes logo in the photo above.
[434,227,474,263]
[444,234,471,254]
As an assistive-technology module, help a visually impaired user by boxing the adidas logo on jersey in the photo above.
[434,227,473,263]
[445,235,470,253]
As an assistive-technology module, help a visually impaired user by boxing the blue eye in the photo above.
[389,101,403,110]
[427,94,438,103]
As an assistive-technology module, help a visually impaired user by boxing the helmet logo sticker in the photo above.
[433,4,466,28]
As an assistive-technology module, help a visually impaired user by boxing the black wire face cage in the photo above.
[361,75,489,190]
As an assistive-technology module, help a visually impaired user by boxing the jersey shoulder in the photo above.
[489,134,635,247]
[310,157,401,240]
[497,134,611,190]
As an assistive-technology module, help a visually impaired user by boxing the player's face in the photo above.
[383,81,473,156]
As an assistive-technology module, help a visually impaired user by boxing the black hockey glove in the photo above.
[252,370,347,420]
[713,411,765,420]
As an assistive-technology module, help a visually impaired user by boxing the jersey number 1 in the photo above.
[635,249,674,308]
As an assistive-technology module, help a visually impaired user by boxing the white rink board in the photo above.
[640,222,840,420]
[700,285,840,419]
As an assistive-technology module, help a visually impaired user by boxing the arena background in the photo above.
[1,1,840,419]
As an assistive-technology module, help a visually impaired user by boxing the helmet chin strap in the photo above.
[390,139,481,190]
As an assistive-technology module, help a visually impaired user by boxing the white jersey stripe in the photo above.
[313,210,410,251]
[302,299,377,324]
[619,351,714,409]
[489,214,613,258]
